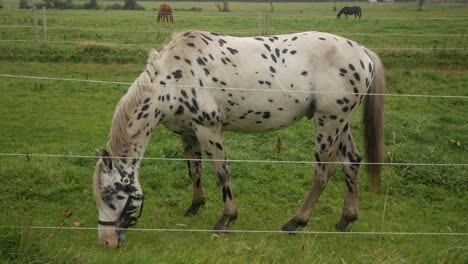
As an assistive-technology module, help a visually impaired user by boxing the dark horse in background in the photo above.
[337,6,362,19]
[157,3,173,23]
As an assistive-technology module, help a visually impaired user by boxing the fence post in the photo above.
[257,12,262,36]
[33,6,39,50]
[42,7,48,41]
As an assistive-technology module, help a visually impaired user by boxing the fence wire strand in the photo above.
[0,225,467,236]
[0,153,467,167]
[1,73,467,99]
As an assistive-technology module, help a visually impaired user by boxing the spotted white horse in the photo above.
[93,30,385,247]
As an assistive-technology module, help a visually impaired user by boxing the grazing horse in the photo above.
[93,30,385,248]
[157,3,173,23]
[337,6,362,19]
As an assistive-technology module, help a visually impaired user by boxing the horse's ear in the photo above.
[95,149,112,170]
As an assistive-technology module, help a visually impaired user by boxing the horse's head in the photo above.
[93,149,144,248]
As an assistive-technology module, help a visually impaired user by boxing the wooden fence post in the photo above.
[42,7,48,41]
[257,12,262,36]
[33,6,39,49]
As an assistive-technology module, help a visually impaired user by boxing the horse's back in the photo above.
[156,31,375,132]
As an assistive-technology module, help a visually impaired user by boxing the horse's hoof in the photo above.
[213,213,237,233]
[281,218,308,234]
[184,200,205,216]
[335,215,358,232]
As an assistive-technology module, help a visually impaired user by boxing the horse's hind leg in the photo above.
[181,135,206,216]
[282,117,342,232]
[335,123,361,231]
[195,125,237,231]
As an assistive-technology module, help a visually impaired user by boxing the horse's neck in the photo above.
[107,71,162,164]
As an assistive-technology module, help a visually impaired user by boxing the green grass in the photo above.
[0,2,467,263]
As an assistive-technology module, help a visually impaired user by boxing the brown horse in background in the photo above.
[157,3,173,23]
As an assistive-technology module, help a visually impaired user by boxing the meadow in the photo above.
[0,1,467,263]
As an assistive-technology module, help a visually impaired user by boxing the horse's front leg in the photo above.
[195,124,237,231]
[181,135,206,216]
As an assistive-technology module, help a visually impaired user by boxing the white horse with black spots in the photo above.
[93,30,385,248]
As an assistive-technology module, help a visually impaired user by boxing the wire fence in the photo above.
[1,153,467,167]
[1,225,467,236]
[1,25,466,37]
[1,8,468,20]
[1,73,467,99]
[1,7,467,241]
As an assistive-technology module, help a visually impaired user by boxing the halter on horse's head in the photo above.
[93,149,144,248]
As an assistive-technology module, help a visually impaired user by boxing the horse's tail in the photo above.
[363,49,385,194]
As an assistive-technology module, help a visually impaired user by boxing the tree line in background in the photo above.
[15,0,144,10]
[3,0,460,11]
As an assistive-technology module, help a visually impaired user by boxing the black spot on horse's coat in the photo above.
[261,54,268,59]
[319,37,326,40]
[292,36,298,41]
[221,58,227,65]
[369,63,373,73]
[172,70,183,79]
[343,107,349,112]
[349,64,355,71]
[174,55,181,60]
[301,71,308,76]
[160,81,166,86]
[137,112,143,120]
[184,59,192,65]
[215,143,223,151]
[269,66,276,73]
[330,115,337,120]
[197,57,206,66]
[354,87,359,95]
[181,90,188,98]
[263,44,271,52]
[321,143,326,152]
[290,50,297,55]
[141,105,149,111]
[340,68,348,74]
[271,54,277,63]
[343,97,349,104]
[349,79,355,86]
[360,60,365,69]
[204,68,210,76]
[263,112,271,119]
[144,97,151,104]
[353,72,361,82]
[275,48,280,58]
[175,105,184,115]
[212,77,219,82]
[255,37,264,41]
[227,47,238,55]
[187,43,195,47]
[347,40,353,47]
[199,79,204,87]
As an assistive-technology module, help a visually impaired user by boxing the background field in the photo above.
[0,1,467,263]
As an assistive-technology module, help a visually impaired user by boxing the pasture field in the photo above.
[0,2,467,263]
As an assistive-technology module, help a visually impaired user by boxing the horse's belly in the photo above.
[221,99,312,133]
